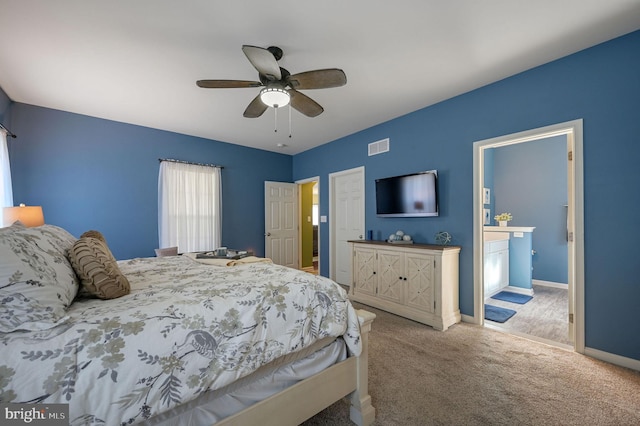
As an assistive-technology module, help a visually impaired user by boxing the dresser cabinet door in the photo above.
[377,250,404,303]
[405,252,435,313]
[354,247,377,297]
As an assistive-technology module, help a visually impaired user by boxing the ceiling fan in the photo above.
[197,45,346,118]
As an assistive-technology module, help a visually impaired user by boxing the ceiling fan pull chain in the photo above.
[289,104,292,138]
[274,105,278,133]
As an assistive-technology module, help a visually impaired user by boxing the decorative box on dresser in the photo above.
[348,240,461,331]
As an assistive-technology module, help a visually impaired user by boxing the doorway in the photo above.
[264,178,319,274]
[297,177,320,275]
[473,120,584,353]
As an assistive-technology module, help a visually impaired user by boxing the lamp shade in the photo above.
[3,204,45,227]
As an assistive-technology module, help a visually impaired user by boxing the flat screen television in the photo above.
[375,170,438,217]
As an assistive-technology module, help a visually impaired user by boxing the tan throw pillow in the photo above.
[80,230,106,243]
[68,237,130,299]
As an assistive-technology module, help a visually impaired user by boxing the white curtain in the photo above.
[0,130,13,209]
[158,161,221,253]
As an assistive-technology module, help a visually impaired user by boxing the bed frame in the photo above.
[216,309,376,426]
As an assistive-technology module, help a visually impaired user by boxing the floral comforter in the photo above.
[0,256,362,425]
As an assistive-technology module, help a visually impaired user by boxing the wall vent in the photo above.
[368,138,390,156]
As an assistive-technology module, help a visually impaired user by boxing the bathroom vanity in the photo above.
[484,226,536,296]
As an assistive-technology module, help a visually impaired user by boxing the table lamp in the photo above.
[2,204,45,227]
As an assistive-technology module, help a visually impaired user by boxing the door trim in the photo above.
[329,166,365,283]
[472,119,584,353]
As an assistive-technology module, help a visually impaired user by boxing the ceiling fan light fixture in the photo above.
[260,87,290,108]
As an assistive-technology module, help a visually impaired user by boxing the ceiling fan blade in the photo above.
[289,90,324,117]
[243,94,269,118]
[197,80,262,89]
[242,45,282,81]
[288,69,347,90]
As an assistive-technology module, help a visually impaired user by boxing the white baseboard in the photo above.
[584,347,640,372]
[505,285,534,296]
[533,279,568,289]
[485,285,534,298]
[461,313,477,324]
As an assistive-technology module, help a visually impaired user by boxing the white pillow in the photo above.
[0,224,79,332]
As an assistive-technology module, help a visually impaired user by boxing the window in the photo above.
[158,161,221,253]
[0,130,13,209]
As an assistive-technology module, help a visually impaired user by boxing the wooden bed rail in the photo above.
[216,309,376,426]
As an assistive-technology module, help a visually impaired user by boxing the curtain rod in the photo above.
[158,158,223,169]
[0,123,17,139]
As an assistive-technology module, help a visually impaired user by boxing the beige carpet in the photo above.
[303,303,640,426]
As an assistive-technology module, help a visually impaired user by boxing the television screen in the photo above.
[375,170,438,217]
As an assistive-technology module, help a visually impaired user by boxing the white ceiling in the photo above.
[1,1,639,155]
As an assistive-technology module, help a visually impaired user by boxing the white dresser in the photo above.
[349,240,461,331]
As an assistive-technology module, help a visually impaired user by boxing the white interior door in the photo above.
[265,181,298,268]
[330,167,365,285]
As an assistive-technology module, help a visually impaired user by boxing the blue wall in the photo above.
[7,103,292,260]
[507,232,534,290]
[492,135,568,284]
[293,30,640,360]
[482,148,494,221]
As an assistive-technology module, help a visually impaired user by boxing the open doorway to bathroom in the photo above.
[298,178,319,275]
[473,120,584,353]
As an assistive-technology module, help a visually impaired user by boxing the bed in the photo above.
[0,223,375,425]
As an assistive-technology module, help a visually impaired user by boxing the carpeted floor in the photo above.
[302,303,640,426]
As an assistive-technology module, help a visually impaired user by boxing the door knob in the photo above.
[359,235,363,239]
[265,232,271,237]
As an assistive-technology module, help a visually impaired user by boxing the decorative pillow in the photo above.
[68,237,130,299]
[0,224,79,332]
[80,230,106,243]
